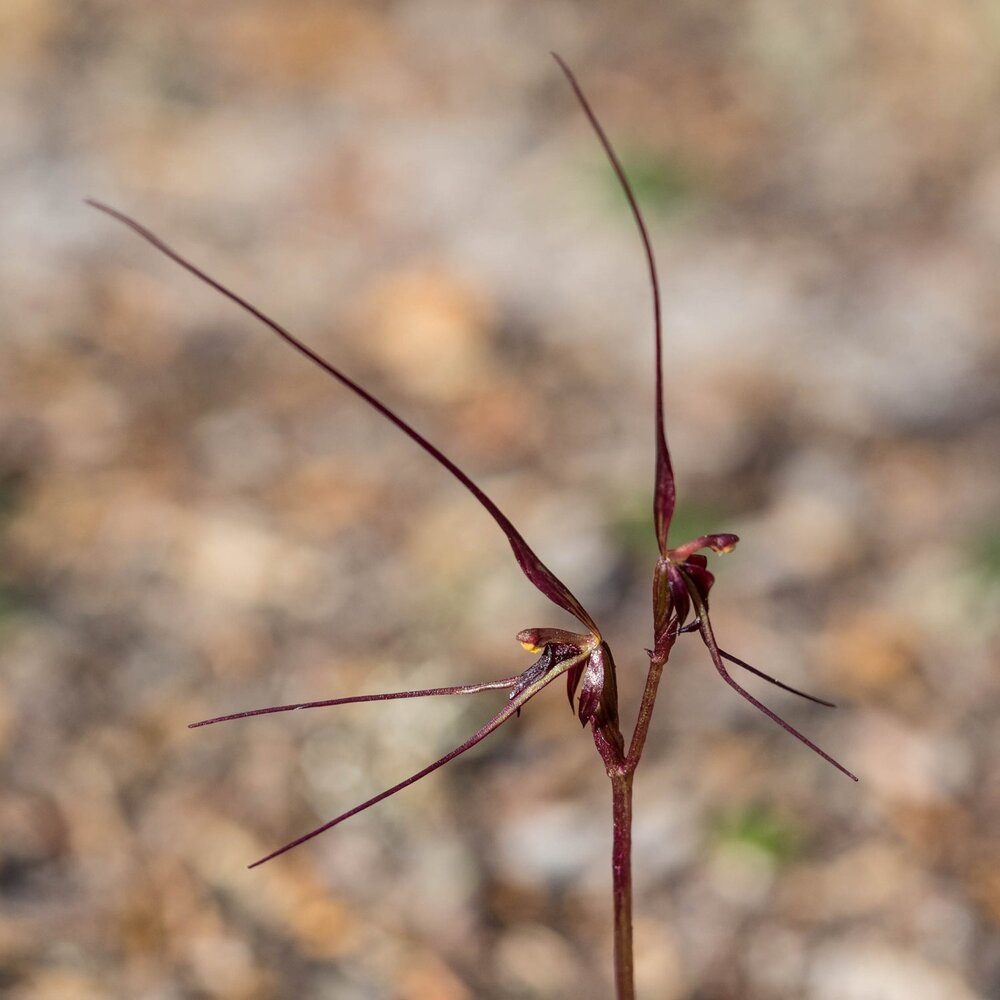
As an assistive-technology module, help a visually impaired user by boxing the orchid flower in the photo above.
[88,55,854,883]
[553,54,856,782]
[83,187,619,868]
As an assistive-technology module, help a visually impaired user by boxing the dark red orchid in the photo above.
[88,53,854,890]
[83,193,616,865]
[553,53,857,783]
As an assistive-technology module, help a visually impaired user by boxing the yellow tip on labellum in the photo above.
[516,627,593,652]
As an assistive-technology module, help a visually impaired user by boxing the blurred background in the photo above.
[2,1,1000,997]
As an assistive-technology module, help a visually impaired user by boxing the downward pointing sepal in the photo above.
[577,642,620,731]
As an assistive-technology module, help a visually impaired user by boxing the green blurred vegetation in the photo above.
[0,585,28,624]
[970,522,1000,581]
[711,803,801,863]
[0,474,23,523]
[594,149,704,219]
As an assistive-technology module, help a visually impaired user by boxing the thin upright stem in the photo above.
[625,644,671,768]
[611,771,635,1000]
[602,638,675,999]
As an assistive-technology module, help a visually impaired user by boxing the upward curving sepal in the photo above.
[551,55,676,555]
[654,442,677,558]
[87,199,599,637]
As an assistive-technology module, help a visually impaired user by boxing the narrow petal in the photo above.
[87,199,599,637]
[717,649,836,708]
[682,562,716,605]
[551,55,675,554]
[566,661,585,711]
[509,644,556,700]
[698,614,857,781]
[652,558,672,639]
[247,650,588,867]
[665,563,691,630]
[577,649,605,726]
[188,676,521,729]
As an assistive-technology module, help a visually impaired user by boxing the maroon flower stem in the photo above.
[614,648,671,998]
[591,638,676,999]
[625,644,673,770]
[610,770,635,1000]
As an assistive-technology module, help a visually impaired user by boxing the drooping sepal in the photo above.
[566,660,585,712]
[694,603,858,782]
[679,555,715,606]
[665,563,692,631]
[717,648,836,707]
[577,643,618,725]
[577,642,621,737]
[247,640,591,869]
[577,650,604,727]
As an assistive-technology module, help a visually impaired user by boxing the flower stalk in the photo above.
[89,54,856,998]
[610,771,635,1000]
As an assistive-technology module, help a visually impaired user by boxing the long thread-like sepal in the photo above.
[697,611,857,781]
[247,651,588,867]
[189,676,521,729]
[86,199,599,637]
[552,54,675,553]
[676,619,836,707]
[717,649,836,708]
